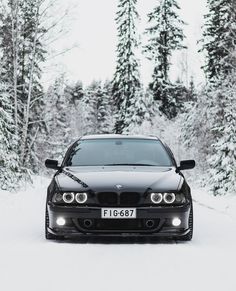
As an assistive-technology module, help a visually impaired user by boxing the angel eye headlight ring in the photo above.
[62,192,75,203]
[75,192,88,204]
[163,193,176,204]
[150,193,163,204]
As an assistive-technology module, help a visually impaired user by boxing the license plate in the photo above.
[101,208,136,219]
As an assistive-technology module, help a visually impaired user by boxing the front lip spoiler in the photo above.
[47,227,191,239]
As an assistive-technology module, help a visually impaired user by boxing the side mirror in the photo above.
[178,160,195,171]
[45,159,60,170]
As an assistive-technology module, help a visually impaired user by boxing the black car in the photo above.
[45,134,195,241]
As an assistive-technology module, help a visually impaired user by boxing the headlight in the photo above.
[149,192,184,205]
[150,193,163,204]
[175,193,186,203]
[52,192,89,204]
[63,192,75,203]
[75,192,88,204]
[52,193,63,203]
[163,193,176,204]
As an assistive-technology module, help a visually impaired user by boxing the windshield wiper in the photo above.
[102,163,156,166]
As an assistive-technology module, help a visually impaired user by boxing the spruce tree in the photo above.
[64,80,86,137]
[181,77,236,195]
[65,81,84,106]
[43,74,72,159]
[82,81,101,135]
[0,77,21,190]
[112,0,141,133]
[208,78,236,195]
[0,0,47,172]
[187,77,197,102]
[199,0,236,194]
[83,81,113,134]
[44,76,71,160]
[97,83,113,134]
[123,87,153,133]
[19,0,46,170]
[144,0,186,118]
[201,0,236,81]
[102,80,115,133]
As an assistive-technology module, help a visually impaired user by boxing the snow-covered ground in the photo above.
[0,176,235,291]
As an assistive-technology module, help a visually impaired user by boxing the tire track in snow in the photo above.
[192,198,235,225]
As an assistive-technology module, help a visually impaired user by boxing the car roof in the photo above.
[80,134,159,140]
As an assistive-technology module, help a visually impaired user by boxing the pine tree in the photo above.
[19,0,46,170]
[181,77,236,195]
[0,0,47,172]
[187,76,197,102]
[144,0,186,118]
[0,1,20,132]
[201,0,236,81]
[208,78,236,195]
[0,77,21,190]
[112,0,141,133]
[123,87,153,133]
[82,81,101,135]
[180,86,214,169]
[97,83,113,134]
[65,81,84,106]
[64,81,85,137]
[44,76,71,160]
[82,81,113,134]
[198,0,236,194]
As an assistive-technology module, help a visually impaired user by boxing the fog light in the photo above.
[56,217,66,226]
[172,217,181,227]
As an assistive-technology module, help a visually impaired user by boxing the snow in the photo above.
[0,176,236,291]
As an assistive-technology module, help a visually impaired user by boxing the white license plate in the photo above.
[101,208,136,219]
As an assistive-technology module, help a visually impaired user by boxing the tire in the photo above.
[45,208,64,240]
[177,204,193,241]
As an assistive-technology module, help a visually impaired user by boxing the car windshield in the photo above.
[66,138,173,167]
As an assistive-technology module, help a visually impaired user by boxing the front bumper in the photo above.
[47,202,191,238]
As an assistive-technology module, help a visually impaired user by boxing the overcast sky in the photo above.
[43,0,207,88]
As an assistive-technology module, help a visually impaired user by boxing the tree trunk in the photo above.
[21,2,41,166]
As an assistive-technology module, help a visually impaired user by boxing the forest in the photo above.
[0,0,235,196]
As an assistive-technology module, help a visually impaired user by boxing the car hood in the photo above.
[55,166,183,193]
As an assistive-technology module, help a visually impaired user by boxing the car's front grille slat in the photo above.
[97,192,118,205]
[97,192,140,206]
[120,192,140,205]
